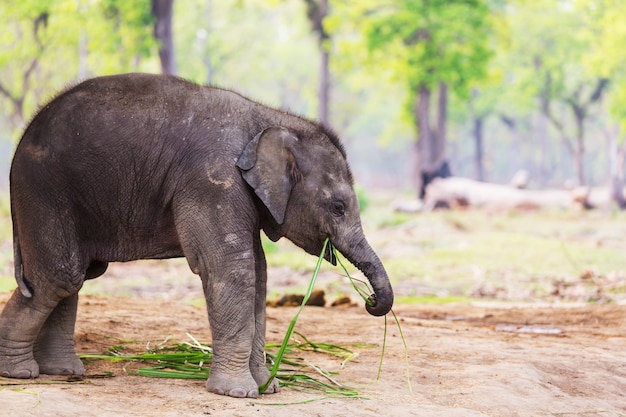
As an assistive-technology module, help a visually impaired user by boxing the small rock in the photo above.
[331,296,353,307]
[305,290,326,307]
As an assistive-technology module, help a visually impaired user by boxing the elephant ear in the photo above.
[237,127,302,224]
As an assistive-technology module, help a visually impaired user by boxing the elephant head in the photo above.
[237,126,393,316]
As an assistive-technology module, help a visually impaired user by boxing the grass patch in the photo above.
[376,211,414,228]
[375,209,626,301]
[80,332,364,397]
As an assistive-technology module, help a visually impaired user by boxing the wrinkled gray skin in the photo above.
[0,73,393,398]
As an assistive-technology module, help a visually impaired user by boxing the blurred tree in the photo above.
[174,0,238,85]
[0,1,50,129]
[174,0,318,114]
[577,0,626,206]
[6,0,626,196]
[356,0,492,197]
[0,0,156,136]
[95,0,155,72]
[503,0,608,186]
[303,0,330,124]
[152,0,176,74]
[460,3,509,183]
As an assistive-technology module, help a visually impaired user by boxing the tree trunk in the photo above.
[152,0,176,75]
[414,83,431,196]
[571,103,586,186]
[474,116,485,182]
[608,131,626,209]
[543,77,607,187]
[435,82,447,166]
[416,84,433,166]
[414,82,450,198]
[304,0,330,124]
[538,82,550,186]
[500,115,521,179]
[318,44,330,124]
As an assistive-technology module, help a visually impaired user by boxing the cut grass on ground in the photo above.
[80,333,365,398]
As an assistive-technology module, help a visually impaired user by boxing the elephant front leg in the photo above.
[202,259,260,398]
[34,293,85,376]
[249,234,279,394]
[0,290,56,378]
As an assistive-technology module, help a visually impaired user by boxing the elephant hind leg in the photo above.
[34,293,84,376]
[0,290,52,378]
[0,251,86,378]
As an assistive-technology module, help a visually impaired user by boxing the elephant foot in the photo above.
[0,355,40,379]
[36,355,85,376]
[206,371,260,398]
[252,364,279,394]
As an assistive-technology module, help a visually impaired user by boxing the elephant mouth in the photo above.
[293,234,337,265]
[323,240,337,265]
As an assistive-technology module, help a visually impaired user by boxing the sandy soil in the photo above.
[1,289,625,417]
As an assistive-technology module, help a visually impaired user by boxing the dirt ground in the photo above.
[1,286,625,417]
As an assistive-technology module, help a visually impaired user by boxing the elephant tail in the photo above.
[13,228,32,299]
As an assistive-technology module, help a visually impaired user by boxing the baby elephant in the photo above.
[0,73,393,398]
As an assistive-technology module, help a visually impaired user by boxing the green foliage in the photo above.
[358,0,493,98]
[608,84,626,134]
[1,0,626,197]
[379,208,626,301]
[327,0,494,171]
[0,0,159,136]
[173,0,318,114]
[576,0,626,135]
[502,0,597,104]
[89,0,155,69]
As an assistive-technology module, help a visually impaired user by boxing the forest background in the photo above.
[1,0,626,203]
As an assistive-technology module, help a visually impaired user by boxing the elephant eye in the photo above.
[330,200,345,217]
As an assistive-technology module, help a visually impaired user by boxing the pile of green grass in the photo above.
[80,332,363,397]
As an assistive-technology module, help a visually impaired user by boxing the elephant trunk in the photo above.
[333,234,394,317]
